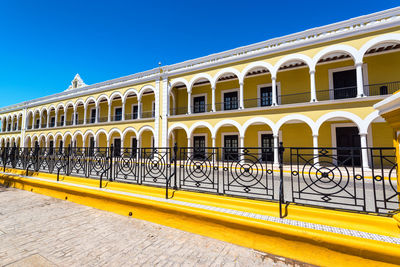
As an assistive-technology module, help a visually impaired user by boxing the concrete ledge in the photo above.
[1,169,400,266]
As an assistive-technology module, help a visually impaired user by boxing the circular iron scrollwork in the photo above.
[302,160,350,195]
[143,153,166,182]
[185,156,212,184]
[226,153,263,189]
[117,151,137,178]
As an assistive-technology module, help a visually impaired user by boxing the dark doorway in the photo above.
[193,96,206,113]
[333,69,357,99]
[131,138,138,157]
[223,135,238,161]
[336,127,361,166]
[132,105,138,119]
[193,136,206,160]
[113,138,121,157]
[260,86,273,107]
[90,109,96,123]
[261,134,274,162]
[114,107,122,121]
[224,92,238,110]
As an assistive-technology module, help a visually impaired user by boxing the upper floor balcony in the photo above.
[168,41,400,117]
[22,88,156,131]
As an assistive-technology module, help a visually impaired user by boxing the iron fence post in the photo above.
[109,145,114,181]
[34,143,39,172]
[173,143,178,190]
[278,142,285,218]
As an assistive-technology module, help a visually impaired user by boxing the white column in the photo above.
[83,105,87,125]
[310,70,317,102]
[39,114,42,129]
[55,110,58,127]
[212,137,216,147]
[16,117,20,130]
[211,86,216,112]
[136,137,141,159]
[95,105,99,123]
[138,100,142,119]
[63,111,66,127]
[312,134,319,165]
[73,108,77,126]
[239,82,244,109]
[187,92,192,114]
[187,137,192,157]
[107,101,111,122]
[46,112,50,128]
[273,134,279,165]
[360,133,369,169]
[122,100,126,121]
[356,62,365,98]
[272,76,278,106]
[11,117,14,131]
[239,136,245,161]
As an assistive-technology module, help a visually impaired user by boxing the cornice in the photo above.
[0,7,399,115]
[373,92,400,114]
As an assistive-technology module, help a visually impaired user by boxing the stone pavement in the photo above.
[0,186,307,266]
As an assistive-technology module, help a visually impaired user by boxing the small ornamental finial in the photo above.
[66,73,87,91]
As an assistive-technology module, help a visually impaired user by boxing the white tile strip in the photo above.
[2,171,400,245]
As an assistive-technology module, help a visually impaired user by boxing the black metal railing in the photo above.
[0,145,398,217]
[316,86,357,101]
[277,91,310,105]
[365,81,400,96]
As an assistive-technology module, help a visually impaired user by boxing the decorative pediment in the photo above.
[66,74,86,90]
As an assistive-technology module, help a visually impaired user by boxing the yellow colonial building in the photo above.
[1,7,400,168]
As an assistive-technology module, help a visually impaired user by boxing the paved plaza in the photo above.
[0,186,307,266]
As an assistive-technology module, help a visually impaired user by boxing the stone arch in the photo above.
[188,121,214,138]
[169,78,189,94]
[96,94,110,106]
[138,125,155,138]
[168,123,189,138]
[109,91,124,101]
[212,67,243,88]
[122,127,138,141]
[275,114,317,136]
[315,111,363,134]
[138,85,156,100]
[242,61,274,78]
[361,110,382,134]
[85,96,97,108]
[312,44,359,69]
[188,73,213,93]
[123,88,139,102]
[273,54,313,77]
[242,117,275,135]
[358,33,400,62]
[107,128,123,143]
[213,119,243,138]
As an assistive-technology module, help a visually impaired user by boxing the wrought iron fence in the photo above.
[0,144,398,217]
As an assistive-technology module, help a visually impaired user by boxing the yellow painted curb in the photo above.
[1,171,400,266]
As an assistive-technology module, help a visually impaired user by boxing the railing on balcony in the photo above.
[277,91,310,105]
[141,110,155,119]
[111,115,123,122]
[76,119,84,125]
[98,117,108,123]
[365,81,400,96]
[125,113,138,120]
[317,86,357,101]
[65,120,73,126]
[215,100,239,112]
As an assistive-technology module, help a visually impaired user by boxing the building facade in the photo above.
[0,7,400,168]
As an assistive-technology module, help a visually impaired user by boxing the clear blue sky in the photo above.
[0,1,398,107]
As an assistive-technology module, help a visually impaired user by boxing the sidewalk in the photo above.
[0,186,302,266]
